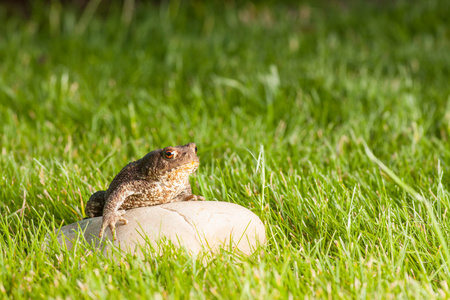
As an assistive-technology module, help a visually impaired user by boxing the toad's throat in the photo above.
[160,161,199,180]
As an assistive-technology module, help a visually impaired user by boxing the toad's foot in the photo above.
[98,210,128,240]
[182,194,205,201]
[194,195,205,201]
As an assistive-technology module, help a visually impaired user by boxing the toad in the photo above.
[85,143,205,239]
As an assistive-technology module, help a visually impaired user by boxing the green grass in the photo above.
[1,0,450,298]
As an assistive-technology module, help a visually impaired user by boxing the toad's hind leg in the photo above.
[85,191,107,218]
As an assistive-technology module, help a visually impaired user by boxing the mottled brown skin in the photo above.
[85,143,204,239]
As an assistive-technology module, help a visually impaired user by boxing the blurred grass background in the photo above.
[1,0,450,298]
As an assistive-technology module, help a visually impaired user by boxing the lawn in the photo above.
[1,0,450,298]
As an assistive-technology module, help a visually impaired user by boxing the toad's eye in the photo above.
[195,146,197,154]
[164,151,174,159]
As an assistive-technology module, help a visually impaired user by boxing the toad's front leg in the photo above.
[98,180,155,240]
[99,209,128,240]
[171,186,205,202]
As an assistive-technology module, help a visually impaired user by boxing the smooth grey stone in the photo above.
[56,201,265,256]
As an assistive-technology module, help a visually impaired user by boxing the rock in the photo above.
[56,201,265,256]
